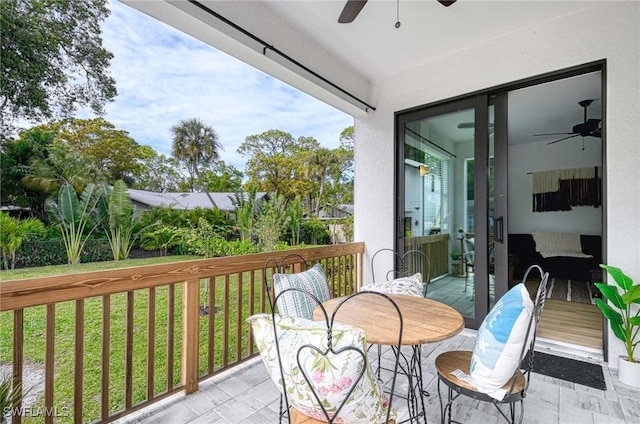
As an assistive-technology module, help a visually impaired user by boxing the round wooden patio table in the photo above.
[314,293,464,423]
[313,293,465,346]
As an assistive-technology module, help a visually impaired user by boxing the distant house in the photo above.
[126,189,269,213]
[0,205,31,218]
[317,204,353,220]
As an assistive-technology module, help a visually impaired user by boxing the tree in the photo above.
[340,125,354,151]
[306,147,341,216]
[326,145,354,205]
[238,129,319,200]
[171,118,223,208]
[133,149,182,192]
[0,0,116,131]
[0,213,45,270]
[200,161,243,192]
[0,127,55,218]
[24,144,106,198]
[54,118,146,183]
[285,196,304,245]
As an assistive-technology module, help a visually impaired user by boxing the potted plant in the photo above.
[594,264,640,387]
[451,251,462,276]
[0,374,23,423]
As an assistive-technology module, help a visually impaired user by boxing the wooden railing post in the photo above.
[182,279,200,394]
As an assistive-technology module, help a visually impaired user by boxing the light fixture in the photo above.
[419,165,430,177]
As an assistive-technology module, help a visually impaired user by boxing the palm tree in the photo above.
[23,144,105,196]
[171,118,222,209]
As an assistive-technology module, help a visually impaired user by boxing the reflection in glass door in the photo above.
[396,98,491,325]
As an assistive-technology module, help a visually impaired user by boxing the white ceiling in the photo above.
[258,1,603,146]
[263,1,599,82]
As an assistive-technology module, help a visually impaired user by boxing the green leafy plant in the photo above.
[232,188,259,242]
[139,226,180,256]
[0,213,45,270]
[594,264,640,363]
[101,181,155,261]
[254,194,290,252]
[47,183,105,264]
[0,374,28,422]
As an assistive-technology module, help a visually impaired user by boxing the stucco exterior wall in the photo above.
[354,3,640,364]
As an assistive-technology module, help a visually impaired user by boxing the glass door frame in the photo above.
[395,94,493,329]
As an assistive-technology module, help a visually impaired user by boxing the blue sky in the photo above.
[99,0,353,171]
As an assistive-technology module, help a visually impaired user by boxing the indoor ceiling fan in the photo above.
[534,99,601,146]
[338,0,456,24]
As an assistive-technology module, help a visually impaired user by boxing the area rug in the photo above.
[522,351,606,390]
[525,278,594,304]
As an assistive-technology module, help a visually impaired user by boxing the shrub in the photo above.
[14,238,112,268]
[139,226,182,256]
[136,207,232,232]
[300,218,330,245]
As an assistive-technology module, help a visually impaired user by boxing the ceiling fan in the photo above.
[534,99,601,146]
[338,0,456,24]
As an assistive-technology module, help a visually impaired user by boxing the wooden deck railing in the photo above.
[0,243,364,424]
[405,234,450,278]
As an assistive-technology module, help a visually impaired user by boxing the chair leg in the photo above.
[438,378,457,424]
[279,393,285,424]
[490,399,524,424]
[377,344,382,380]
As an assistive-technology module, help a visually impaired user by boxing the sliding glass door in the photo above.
[396,95,497,328]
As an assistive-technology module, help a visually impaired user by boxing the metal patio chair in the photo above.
[435,264,549,424]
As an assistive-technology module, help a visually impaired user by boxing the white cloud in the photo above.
[101,0,354,172]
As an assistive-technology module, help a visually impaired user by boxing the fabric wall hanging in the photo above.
[530,166,601,212]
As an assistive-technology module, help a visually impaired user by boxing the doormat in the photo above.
[522,351,606,390]
[524,278,594,304]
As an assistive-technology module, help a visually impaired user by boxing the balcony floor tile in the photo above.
[114,334,639,424]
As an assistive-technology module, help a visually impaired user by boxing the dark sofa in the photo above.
[508,233,602,282]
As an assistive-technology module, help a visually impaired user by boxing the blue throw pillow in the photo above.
[469,283,534,400]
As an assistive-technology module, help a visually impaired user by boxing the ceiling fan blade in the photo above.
[338,0,368,23]
[547,134,578,145]
[438,0,457,6]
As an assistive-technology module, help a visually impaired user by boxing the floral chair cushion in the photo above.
[273,263,331,319]
[247,313,396,423]
[360,272,424,297]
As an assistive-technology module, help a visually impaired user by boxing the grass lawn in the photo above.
[0,255,266,423]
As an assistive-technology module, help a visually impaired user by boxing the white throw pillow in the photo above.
[247,314,396,423]
[272,263,331,319]
[360,272,423,297]
[469,283,534,400]
[532,231,592,258]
